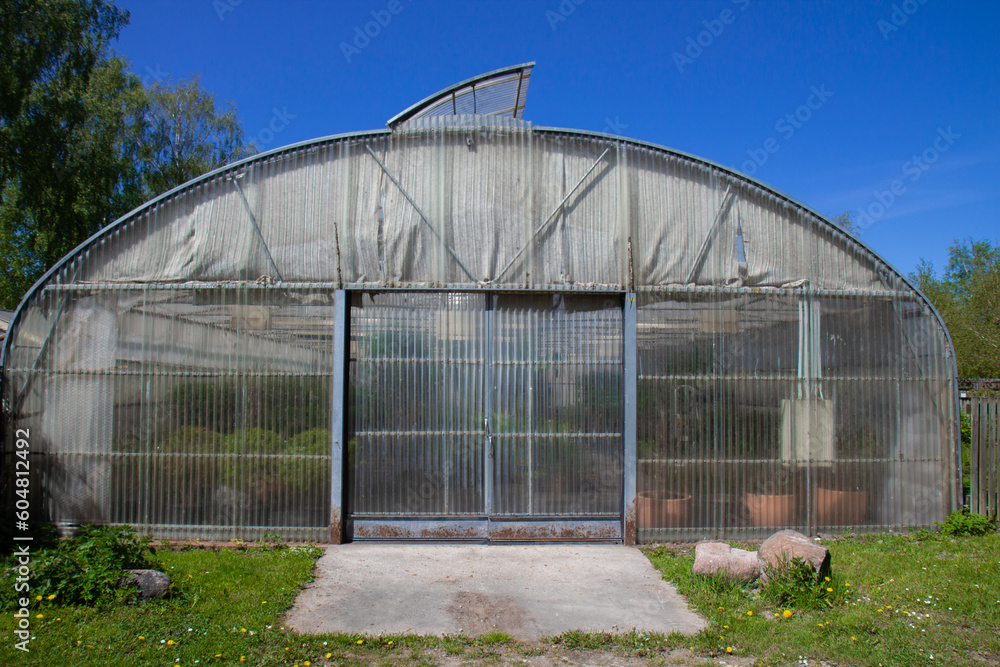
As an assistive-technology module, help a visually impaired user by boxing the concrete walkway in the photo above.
[285,544,707,640]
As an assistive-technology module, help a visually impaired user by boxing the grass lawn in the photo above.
[1,531,998,666]
[646,531,1000,666]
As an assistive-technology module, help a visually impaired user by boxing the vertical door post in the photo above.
[330,289,348,544]
[624,292,638,545]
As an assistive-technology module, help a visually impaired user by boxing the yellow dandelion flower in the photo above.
[723,625,729,629]
[851,636,857,641]
[824,577,831,582]
[357,639,364,645]
[138,636,145,640]
[845,583,851,587]
[188,574,193,579]
[326,653,332,659]
[388,640,394,645]
[47,594,56,600]
[240,657,246,662]
[877,608,883,613]
[35,614,42,619]
[215,655,221,658]
[55,618,60,621]
[718,606,725,611]
[167,640,176,645]
[726,646,733,653]
[262,600,267,604]
[818,623,824,627]
[746,611,753,616]
[783,610,792,619]
[827,587,833,592]
[886,605,892,609]
[305,662,311,666]
[241,628,247,633]
[35,595,42,601]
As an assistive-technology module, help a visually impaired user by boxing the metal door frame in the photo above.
[336,290,631,543]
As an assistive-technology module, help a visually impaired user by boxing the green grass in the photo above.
[1,531,998,666]
[644,531,1000,666]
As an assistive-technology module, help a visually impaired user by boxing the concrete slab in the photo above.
[285,544,707,640]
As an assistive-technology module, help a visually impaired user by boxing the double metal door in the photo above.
[347,292,623,541]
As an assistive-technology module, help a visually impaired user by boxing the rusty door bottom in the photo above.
[350,518,623,542]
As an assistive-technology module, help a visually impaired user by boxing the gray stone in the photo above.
[692,541,763,583]
[119,569,171,599]
[758,529,831,579]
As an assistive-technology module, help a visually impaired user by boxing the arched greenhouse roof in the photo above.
[2,65,947,363]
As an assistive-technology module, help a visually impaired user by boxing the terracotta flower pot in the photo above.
[814,487,867,525]
[745,492,798,527]
[637,490,692,528]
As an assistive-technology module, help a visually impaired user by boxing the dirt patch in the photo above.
[446,590,534,636]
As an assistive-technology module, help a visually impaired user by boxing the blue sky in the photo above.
[113,0,999,279]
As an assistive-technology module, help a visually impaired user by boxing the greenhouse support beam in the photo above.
[495,147,611,282]
[230,176,284,283]
[623,292,637,545]
[363,144,478,282]
[330,289,348,544]
[685,185,734,285]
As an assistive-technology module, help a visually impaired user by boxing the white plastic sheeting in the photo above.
[60,117,881,292]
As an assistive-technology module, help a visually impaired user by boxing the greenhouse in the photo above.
[0,64,960,544]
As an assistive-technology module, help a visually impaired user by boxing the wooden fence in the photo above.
[970,397,999,517]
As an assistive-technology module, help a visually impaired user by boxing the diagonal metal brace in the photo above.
[496,147,611,282]
[685,185,734,285]
[364,144,477,283]
[230,176,284,283]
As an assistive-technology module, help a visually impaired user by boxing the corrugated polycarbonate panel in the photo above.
[635,290,957,542]
[491,294,623,518]
[349,292,486,517]
[3,286,337,541]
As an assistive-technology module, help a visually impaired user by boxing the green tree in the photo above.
[139,75,248,197]
[0,1,250,309]
[0,0,138,307]
[831,211,860,236]
[912,239,1000,378]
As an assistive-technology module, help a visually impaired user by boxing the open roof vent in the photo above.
[387,62,533,130]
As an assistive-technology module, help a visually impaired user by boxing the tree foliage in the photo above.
[0,0,138,307]
[912,238,1000,378]
[0,0,249,309]
[140,75,248,198]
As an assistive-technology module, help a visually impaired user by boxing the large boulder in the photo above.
[692,541,763,583]
[757,529,830,578]
[119,569,171,599]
